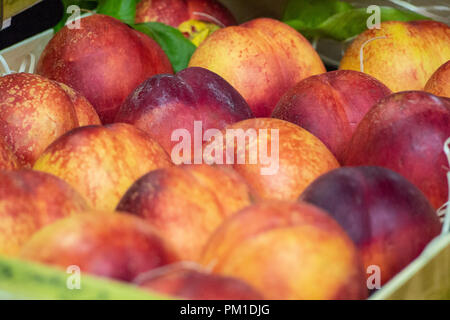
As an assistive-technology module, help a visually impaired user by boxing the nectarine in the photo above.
[37,14,173,123]
[344,91,450,209]
[0,73,79,167]
[425,60,450,98]
[136,264,263,300]
[135,0,236,27]
[117,164,253,261]
[189,18,326,116]
[20,213,178,282]
[203,118,339,201]
[33,123,172,211]
[201,201,367,300]
[340,21,450,92]
[300,166,441,285]
[115,67,253,155]
[0,170,89,256]
[272,70,391,162]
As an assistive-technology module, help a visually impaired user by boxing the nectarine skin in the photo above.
[344,91,450,209]
[56,82,101,126]
[20,213,179,282]
[201,201,367,300]
[340,21,450,92]
[300,166,441,285]
[0,73,79,167]
[136,265,263,300]
[115,67,253,154]
[203,118,339,201]
[272,70,391,162]
[135,0,236,27]
[117,164,253,261]
[37,14,173,123]
[189,18,326,116]
[33,123,172,211]
[0,170,89,256]
[0,136,19,170]
[425,60,450,98]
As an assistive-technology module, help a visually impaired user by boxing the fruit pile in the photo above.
[0,0,449,300]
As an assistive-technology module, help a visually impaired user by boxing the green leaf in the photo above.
[54,0,98,32]
[96,0,139,25]
[283,0,353,33]
[284,0,429,41]
[132,22,197,73]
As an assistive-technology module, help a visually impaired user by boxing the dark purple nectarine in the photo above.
[300,166,441,285]
[115,67,253,155]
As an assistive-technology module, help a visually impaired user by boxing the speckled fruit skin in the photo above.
[0,73,79,167]
[0,136,19,170]
[0,170,89,256]
[33,123,172,211]
[20,213,179,282]
[344,91,450,209]
[189,18,326,117]
[203,118,339,201]
[115,67,253,154]
[300,166,441,285]
[36,14,173,124]
[135,0,236,27]
[340,21,450,92]
[425,60,450,98]
[272,70,391,163]
[136,265,263,300]
[56,82,101,126]
[117,164,253,261]
[200,201,367,300]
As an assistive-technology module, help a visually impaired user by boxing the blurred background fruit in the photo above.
[136,263,264,300]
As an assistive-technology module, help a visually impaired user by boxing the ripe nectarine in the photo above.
[0,170,89,256]
[33,123,172,211]
[201,201,367,300]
